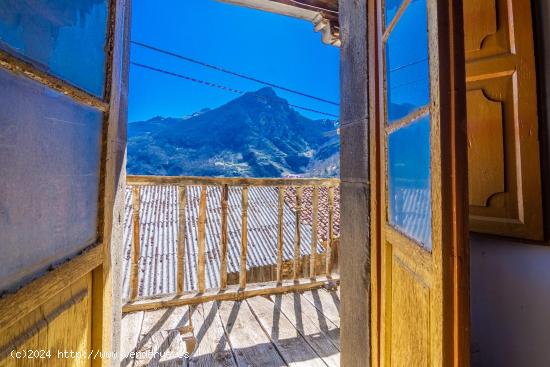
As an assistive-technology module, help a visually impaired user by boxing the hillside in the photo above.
[127,87,340,177]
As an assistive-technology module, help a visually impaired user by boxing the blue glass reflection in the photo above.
[385,0,429,122]
[388,115,432,249]
[0,0,109,97]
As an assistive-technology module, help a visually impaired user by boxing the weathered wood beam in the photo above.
[127,175,339,187]
[177,186,187,295]
[219,185,229,289]
[197,186,207,293]
[293,187,303,279]
[130,187,141,300]
[122,275,340,313]
[276,186,286,283]
[239,186,249,289]
[310,186,319,278]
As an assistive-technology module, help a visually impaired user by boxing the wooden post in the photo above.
[197,185,207,293]
[130,186,141,301]
[310,186,319,278]
[293,187,303,279]
[177,186,187,295]
[326,186,335,276]
[219,185,229,289]
[239,186,249,289]
[276,186,285,283]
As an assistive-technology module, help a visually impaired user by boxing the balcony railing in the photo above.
[122,175,340,313]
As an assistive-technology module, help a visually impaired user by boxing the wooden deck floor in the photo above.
[121,288,341,366]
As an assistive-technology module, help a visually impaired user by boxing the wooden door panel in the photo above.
[464,0,509,59]
[466,89,505,207]
[0,274,92,367]
[389,254,430,367]
[465,0,543,239]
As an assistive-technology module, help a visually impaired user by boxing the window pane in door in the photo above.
[0,0,109,97]
[0,68,102,293]
[387,114,432,249]
[385,0,429,122]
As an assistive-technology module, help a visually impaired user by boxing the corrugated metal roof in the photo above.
[122,185,337,299]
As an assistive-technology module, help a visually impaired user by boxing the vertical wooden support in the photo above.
[293,187,303,279]
[276,186,285,283]
[326,186,335,276]
[239,186,249,289]
[197,185,207,293]
[130,186,141,301]
[310,186,319,278]
[219,185,229,289]
[177,186,187,295]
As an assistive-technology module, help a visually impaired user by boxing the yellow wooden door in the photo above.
[370,0,470,365]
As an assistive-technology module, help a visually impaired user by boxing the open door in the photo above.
[370,0,470,365]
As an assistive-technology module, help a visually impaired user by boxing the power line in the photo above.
[131,40,339,106]
[131,62,339,118]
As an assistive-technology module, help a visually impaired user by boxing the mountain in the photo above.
[127,87,340,177]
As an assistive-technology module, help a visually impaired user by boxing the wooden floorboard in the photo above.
[301,289,340,328]
[133,306,191,366]
[188,302,236,367]
[246,296,327,367]
[218,300,287,366]
[121,311,144,367]
[120,290,340,367]
[275,293,340,366]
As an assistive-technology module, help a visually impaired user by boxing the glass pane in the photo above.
[385,0,429,122]
[0,68,103,293]
[385,0,406,28]
[388,114,431,249]
[0,0,109,97]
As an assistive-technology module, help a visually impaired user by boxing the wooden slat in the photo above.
[310,186,320,278]
[127,174,339,187]
[239,186,249,289]
[326,186,335,276]
[122,276,340,313]
[177,186,187,295]
[130,186,141,301]
[0,244,102,333]
[197,185,207,293]
[293,186,303,279]
[219,185,229,289]
[276,186,285,283]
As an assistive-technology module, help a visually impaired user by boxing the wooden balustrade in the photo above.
[124,175,340,312]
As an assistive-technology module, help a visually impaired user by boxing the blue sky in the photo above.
[128,0,340,122]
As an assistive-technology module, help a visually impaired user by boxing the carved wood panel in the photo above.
[467,89,505,207]
[464,0,543,240]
